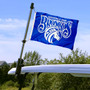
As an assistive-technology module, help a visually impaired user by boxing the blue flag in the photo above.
[30,12,79,50]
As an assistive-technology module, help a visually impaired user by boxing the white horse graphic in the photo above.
[44,27,61,43]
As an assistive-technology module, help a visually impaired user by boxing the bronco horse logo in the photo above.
[44,27,61,43]
[38,15,72,43]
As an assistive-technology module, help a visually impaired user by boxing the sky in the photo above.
[0,0,90,63]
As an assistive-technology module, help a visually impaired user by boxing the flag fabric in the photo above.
[30,12,79,50]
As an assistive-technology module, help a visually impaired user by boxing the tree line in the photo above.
[0,48,90,90]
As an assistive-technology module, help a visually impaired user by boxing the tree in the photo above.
[35,73,54,90]
[24,51,41,66]
[48,58,62,64]
[23,51,42,88]
[35,48,90,90]
[0,64,10,84]
[11,61,17,68]
[40,58,49,65]
[60,48,88,64]
[55,48,90,90]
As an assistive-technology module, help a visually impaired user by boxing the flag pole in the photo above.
[15,3,34,90]
[16,2,34,76]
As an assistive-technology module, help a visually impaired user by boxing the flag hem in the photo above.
[29,12,37,40]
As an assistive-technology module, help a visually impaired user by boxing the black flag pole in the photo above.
[15,3,34,90]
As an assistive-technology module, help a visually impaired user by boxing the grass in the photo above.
[0,80,34,90]
[0,86,31,90]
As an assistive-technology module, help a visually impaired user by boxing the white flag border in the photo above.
[29,12,37,40]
